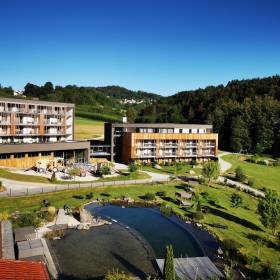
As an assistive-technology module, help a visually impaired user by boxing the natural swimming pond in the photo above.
[49,204,219,279]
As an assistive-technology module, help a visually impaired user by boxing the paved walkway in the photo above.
[218,151,265,198]
[218,151,232,174]
[0,166,171,197]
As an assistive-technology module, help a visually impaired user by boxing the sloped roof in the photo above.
[0,259,50,280]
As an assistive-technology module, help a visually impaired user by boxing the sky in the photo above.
[0,0,280,96]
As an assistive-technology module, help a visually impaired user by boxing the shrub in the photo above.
[44,230,65,240]
[190,159,197,166]
[144,192,156,201]
[201,192,209,200]
[248,178,256,187]
[72,194,84,199]
[47,206,56,216]
[99,165,111,175]
[193,211,204,221]
[105,270,133,280]
[16,213,41,228]
[260,266,280,280]
[160,204,173,216]
[128,162,138,173]
[156,191,167,197]
[0,211,10,221]
[50,172,56,183]
[235,166,246,182]
[86,192,93,199]
[222,238,241,257]
[68,167,81,178]
[230,193,243,208]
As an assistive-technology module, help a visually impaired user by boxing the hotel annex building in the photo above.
[0,97,218,168]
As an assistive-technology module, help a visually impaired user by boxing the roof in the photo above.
[156,257,224,280]
[176,191,193,199]
[0,259,50,280]
[109,122,213,129]
[0,97,74,107]
[14,226,36,242]
[1,220,15,259]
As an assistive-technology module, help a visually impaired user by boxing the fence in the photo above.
[0,178,172,198]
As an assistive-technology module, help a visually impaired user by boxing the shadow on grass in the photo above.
[245,233,277,249]
[208,206,263,231]
[161,196,178,204]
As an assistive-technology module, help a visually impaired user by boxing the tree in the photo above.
[68,168,80,179]
[163,245,175,280]
[0,211,10,221]
[128,162,138,173]
[105,270,132,280]
[235,166,246,182]
[201,161,220,186]
[258,189,280,235]
[99,165,111,176]
[126,107,137,123]
[230,193,243,208]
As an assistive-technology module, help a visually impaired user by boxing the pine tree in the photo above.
[163,245,175,280]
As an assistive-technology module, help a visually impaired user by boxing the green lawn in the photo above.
[74,117,104,140]
[222,154,280,194]
[0,169,51,184]
[0,169,150,185]
[0,181,279,272]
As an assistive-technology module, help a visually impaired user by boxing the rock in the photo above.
[154,164,161,170]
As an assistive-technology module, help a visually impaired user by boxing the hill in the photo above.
[136,76,280,156]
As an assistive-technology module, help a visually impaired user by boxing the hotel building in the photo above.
[104,123,218,163]
[0,98,90,168]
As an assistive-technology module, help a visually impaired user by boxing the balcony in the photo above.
[136,153,156,158]
[136,143,157,148]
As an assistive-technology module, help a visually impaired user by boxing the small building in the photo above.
[17,239,44,260]
[0,259,50,280]
[14,226,37,242]
[156,257,224,280]
[176,191,193,199]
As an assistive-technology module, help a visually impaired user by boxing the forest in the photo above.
[1,76,280,156]
[136,76,280,156]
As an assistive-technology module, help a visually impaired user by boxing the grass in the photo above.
[0,182,280,270]
[0,169,51,184]
[222,154,280,194]
[74,117,104,140]
[0,169,150,185]
[0,180,279,272]
[141,164,201,176]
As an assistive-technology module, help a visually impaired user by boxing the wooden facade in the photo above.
[122,132,218,163]
[0,153,55,169]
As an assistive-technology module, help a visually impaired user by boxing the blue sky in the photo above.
[0,0,279,95]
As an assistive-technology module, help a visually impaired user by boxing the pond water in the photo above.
[87,204,205,258]
[49,204,219,279]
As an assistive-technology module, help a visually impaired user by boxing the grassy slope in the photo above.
[222,154,280,194]
[0,169,149,185]
[74,117,104,140]
[0,181,279,271]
